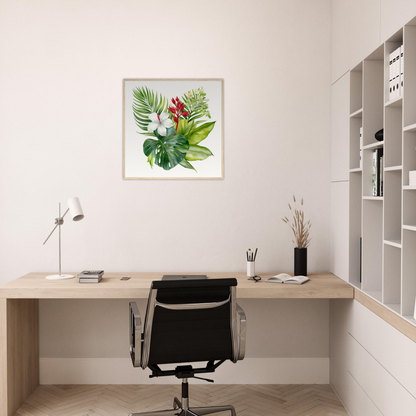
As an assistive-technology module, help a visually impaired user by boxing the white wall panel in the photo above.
[349,0,381,68]
[331,73,350,181]
[381,0,416,41]
[330,182,349,281]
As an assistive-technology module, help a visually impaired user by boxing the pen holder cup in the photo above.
[247,261,255,278]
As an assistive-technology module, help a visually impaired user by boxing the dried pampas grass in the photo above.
[282,195,312,248]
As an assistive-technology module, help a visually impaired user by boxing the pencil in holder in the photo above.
[247,261,255,278]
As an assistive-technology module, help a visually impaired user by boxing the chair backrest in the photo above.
[141,278,238,369]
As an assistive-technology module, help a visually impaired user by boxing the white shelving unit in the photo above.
[349,19,416,327]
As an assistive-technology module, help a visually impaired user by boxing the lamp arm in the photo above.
[43,208,70,245]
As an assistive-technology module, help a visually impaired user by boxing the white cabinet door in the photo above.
[381,0,416,41]
[331,299,416,415]
[331,0,350,84]
[330,181,349,281]
[350,0,381,68]
[331,74,350,182]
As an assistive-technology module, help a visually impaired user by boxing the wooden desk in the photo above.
[0,272,352,416]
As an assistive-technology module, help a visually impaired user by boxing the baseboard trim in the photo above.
[40,357,329,384]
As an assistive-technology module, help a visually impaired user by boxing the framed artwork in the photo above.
[123,79,223,179]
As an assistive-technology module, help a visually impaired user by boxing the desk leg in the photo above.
[0,299,39,416]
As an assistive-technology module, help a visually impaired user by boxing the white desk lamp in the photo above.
[43,197,84,280]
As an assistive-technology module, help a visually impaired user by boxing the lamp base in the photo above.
[46,274,74,280]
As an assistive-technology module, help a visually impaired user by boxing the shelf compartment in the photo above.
[349,171,362,288]
[402,131,416,186]
[403,183,416,228]
[362,146,384,198]
[384,170,402,242]
[402,230,416,316]
[384,303,401,314]
[383,244,401,307]
[384,106,403,168]
[350,63,363,114]
[362,199,383,293]
[362,58,384,147]
[365,290,383,303]
[350,117,363,170]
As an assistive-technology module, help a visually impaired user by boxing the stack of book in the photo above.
[409,171,416,187]
[389,45,404,100]
[372,148,384,196]
[78,270,104,283]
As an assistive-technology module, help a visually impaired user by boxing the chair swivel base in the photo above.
[129,386,236,416]
[129,397,236,416]
[129,377,236,416]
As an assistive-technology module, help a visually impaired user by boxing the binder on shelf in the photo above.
[400,44,404,96]
[395,47,401,98]
[390,47,401,100]
[389,51,394,100]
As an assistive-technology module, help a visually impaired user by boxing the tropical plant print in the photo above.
[132,86,215,171]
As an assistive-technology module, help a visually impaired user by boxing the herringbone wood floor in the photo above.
[15,384,349,416]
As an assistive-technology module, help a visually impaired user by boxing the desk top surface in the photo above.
[0,272,354,299]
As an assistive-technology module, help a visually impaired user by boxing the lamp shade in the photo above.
[67,197,84,221]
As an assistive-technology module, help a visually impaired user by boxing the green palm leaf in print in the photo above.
[132,87,167,132]
[143,127,189,171]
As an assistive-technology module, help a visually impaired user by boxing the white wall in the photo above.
[0,0,332,381]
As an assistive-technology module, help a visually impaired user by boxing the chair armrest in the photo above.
[129,302,142,368]
[236,303,246,360]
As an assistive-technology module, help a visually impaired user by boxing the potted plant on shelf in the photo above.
[282,196,312,276]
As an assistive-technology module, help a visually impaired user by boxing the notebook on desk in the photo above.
[162,275,207,281]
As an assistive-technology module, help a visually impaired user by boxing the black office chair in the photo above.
[129,278,246,416]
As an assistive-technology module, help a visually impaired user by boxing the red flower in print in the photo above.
[168,97,189,130]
